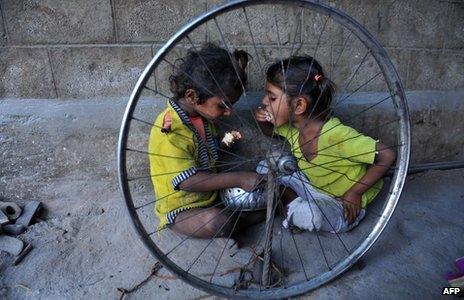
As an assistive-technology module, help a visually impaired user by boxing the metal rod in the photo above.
[261,164,278,287]
[389,160,464,176]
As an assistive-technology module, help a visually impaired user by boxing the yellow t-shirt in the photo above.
[148,100,219,229]
[275,117,383,208]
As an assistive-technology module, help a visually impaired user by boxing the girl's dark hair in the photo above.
[266,56,335,119]
[169,43,249,103]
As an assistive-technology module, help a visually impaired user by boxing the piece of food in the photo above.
[222,130,242,147]
[258,106,273,122]
[264,111,273,122]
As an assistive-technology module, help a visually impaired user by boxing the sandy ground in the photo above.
[1,99,463,299]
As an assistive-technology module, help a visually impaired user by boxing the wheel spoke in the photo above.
[242,7,263,75]
[275,13,329,153]
[293,171,351,256]
[133,159,250,209]
[273,5,295,157]
[209,209,244,283]
[289,228,308,281]
[128,160,266,182]
[277,200,287,288]
[144,85,172,99]
[185,35,255,130]
[126,147,258,167]
[131,107,257,164]
[185,206,241,273]
[295,158,383,192]
[290,94,395,155]
[303,118,398,159]
[213,16,267,137]
[126,147,192,160]
[147,202,224,236]
[290,126,398,179]
[297,144,401,172]
[290,69,385,143]
[144,82,242,132]
[335,71,383,107]
[163,205,232,258]
[297,15,329,96]
[291,171,332,271]
[164,176,264,269]
[213,18,247,98]
[329,31,353,79]
[286,8,304,65]
[131,115,192,141]
[335,50,370,106]
[128,169,198,182]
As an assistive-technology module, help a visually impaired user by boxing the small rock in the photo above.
[0,235,24,256]
[2,224,27,236]
[16,201,42,226]
[0,210,9,226]
[0,201,22,221]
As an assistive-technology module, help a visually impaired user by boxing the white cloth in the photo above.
[282,197,323,231]
[257,160,366,233]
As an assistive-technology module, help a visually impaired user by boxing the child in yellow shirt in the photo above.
[255,56,396,232]
[149,44,262,238]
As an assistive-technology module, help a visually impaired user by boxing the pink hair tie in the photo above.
[314,74,322,82]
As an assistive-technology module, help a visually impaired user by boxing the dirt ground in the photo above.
[1,99,463,299]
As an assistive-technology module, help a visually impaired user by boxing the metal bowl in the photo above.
[220,187,267,211]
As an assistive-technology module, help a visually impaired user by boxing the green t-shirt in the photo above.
[275,117,383,208]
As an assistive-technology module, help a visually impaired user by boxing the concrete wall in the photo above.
[0,0,463,98]
[0,0,463,165]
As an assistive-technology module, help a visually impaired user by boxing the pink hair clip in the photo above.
[314,74,322,82]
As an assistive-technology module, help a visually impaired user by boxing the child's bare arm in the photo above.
[254,107,274,136]
[179,171,263,192]
[342,142,396,223]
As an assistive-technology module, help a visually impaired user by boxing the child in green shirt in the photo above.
[149,44,263,237]
[254,56,396,232]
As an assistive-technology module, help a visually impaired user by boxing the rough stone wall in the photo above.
[0,0,462,99]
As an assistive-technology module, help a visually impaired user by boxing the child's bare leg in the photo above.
[170,207,235,238]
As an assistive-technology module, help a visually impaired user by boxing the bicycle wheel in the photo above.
[117,0,410,298]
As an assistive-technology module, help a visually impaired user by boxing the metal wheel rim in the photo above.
[117,0,411,298]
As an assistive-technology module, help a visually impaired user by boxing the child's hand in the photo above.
[239,172,266,192]
[255,106,273,123]
[340,190,361,225]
